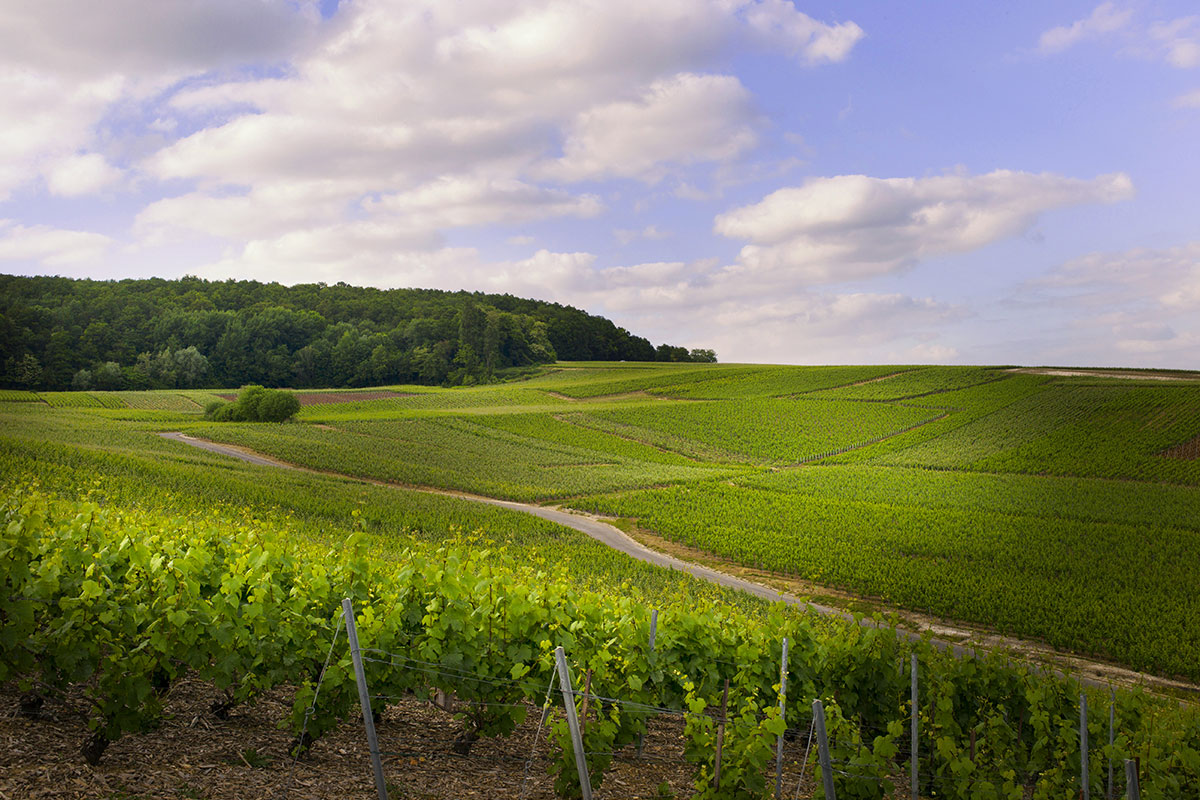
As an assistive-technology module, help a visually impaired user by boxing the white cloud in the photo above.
[1037,5,1200,72]
[539,72,759,182]
[615,225,671,245]
[366,176,603,228]
[1149,16,1200,68]
[44,153,123,197]
[1174,89,1200,108]
[137,1,860,246]
[0,2,317,201]
[0,70,124,200]
[714,169,1134,283]
[1038,2,1131,53]
[1023,242,1200,365]
[135,182,353,243]
[0,1,315,77]
[0,220,114,265]
[739,0,864,64]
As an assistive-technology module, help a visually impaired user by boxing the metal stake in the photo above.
[775,637,788,799]
[554,646,592,800]
[1124,760,1140,800]
[637,608,658,758]
[911,654,918,800]
[343,598,389,800]
[1081,693,1089,800]
[813,699,835,800]
[1108,690,1115,800]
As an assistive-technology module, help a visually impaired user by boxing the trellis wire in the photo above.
[282,606,345,800]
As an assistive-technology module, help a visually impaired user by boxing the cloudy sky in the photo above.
[2,0,1199,367]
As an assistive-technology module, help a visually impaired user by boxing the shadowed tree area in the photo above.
[0,275,716,390]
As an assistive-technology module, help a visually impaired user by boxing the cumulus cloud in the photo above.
[0,71,124,200]
[0,1,315,77]
[366,177,603,228]
[615,225,671,245]
[136,0,861,243]
[609,288,964,365]
[1038,2,1131,54]
[0,2,316,201]
[45,153,123,197]
[1022,242,1200,365]
[543,72,759,182]
[714,169,1134,283]
[1037,5,1200,71]
[0,220,113,265]
[1174,89,1200,108]
[739,0,864,64]
[1149,16,1200,68]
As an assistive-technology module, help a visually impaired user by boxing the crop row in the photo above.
[573,479,1200,680]
[885,383,1200,485]
[821,374,1053,465]
[652,365,914,400]
[6,485,1199,798]
[186,416,737,502]
[810,366,1009,402]
[0,414,756,615]
[37,391,104,408]
[740,464,1200,533]
[576,398,940,464]
[465,412,699,466]
[547,365,756,399]
[113,391,203,411]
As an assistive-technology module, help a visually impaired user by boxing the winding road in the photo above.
[159,431,1198,698]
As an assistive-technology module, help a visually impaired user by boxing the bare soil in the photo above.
[0,679,823,799]
[1008,367,1200,382]
[1161,434,1200,460]
[213,391,413,406]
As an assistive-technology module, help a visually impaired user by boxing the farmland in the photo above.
[4,362,1200,796]
[5,363,1200,679]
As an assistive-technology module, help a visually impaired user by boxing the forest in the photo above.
[0,274,717,390]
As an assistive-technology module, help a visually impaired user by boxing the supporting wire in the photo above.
[520,671,559,800]
[283,608,345,800]
[792,716,816,800]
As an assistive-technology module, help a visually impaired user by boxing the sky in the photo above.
[2,0,1199,368]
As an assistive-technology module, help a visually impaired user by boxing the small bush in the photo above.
[258,390,301,422]
[203,386,299,422]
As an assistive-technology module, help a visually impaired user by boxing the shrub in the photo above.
[204,386,299,422]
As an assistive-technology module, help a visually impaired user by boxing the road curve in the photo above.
[159,432,849,616]
[158,431,1198,697]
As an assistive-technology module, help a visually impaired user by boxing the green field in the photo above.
[5,362,1200,796]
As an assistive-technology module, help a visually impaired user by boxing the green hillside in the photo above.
[5,361,1200,796]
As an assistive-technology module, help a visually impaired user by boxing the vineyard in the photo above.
[3,362,1200,797]
[5,485,1200,799]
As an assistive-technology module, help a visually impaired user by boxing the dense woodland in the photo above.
[0,274,715,390]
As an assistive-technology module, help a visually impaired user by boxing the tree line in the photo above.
[0,274,716,390]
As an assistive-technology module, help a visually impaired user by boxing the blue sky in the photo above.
[2,0,1199,367]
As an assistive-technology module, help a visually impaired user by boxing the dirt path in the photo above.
[159,432,1200,699]
[1009,367,1200,382]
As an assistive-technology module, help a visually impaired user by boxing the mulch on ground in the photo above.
[3,678,808,799]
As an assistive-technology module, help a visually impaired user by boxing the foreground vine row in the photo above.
[4,485,1199,798]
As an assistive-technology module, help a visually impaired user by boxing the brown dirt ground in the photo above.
[213,391,413,406]
[1,680,825,799]
[1161,434,1200,460]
